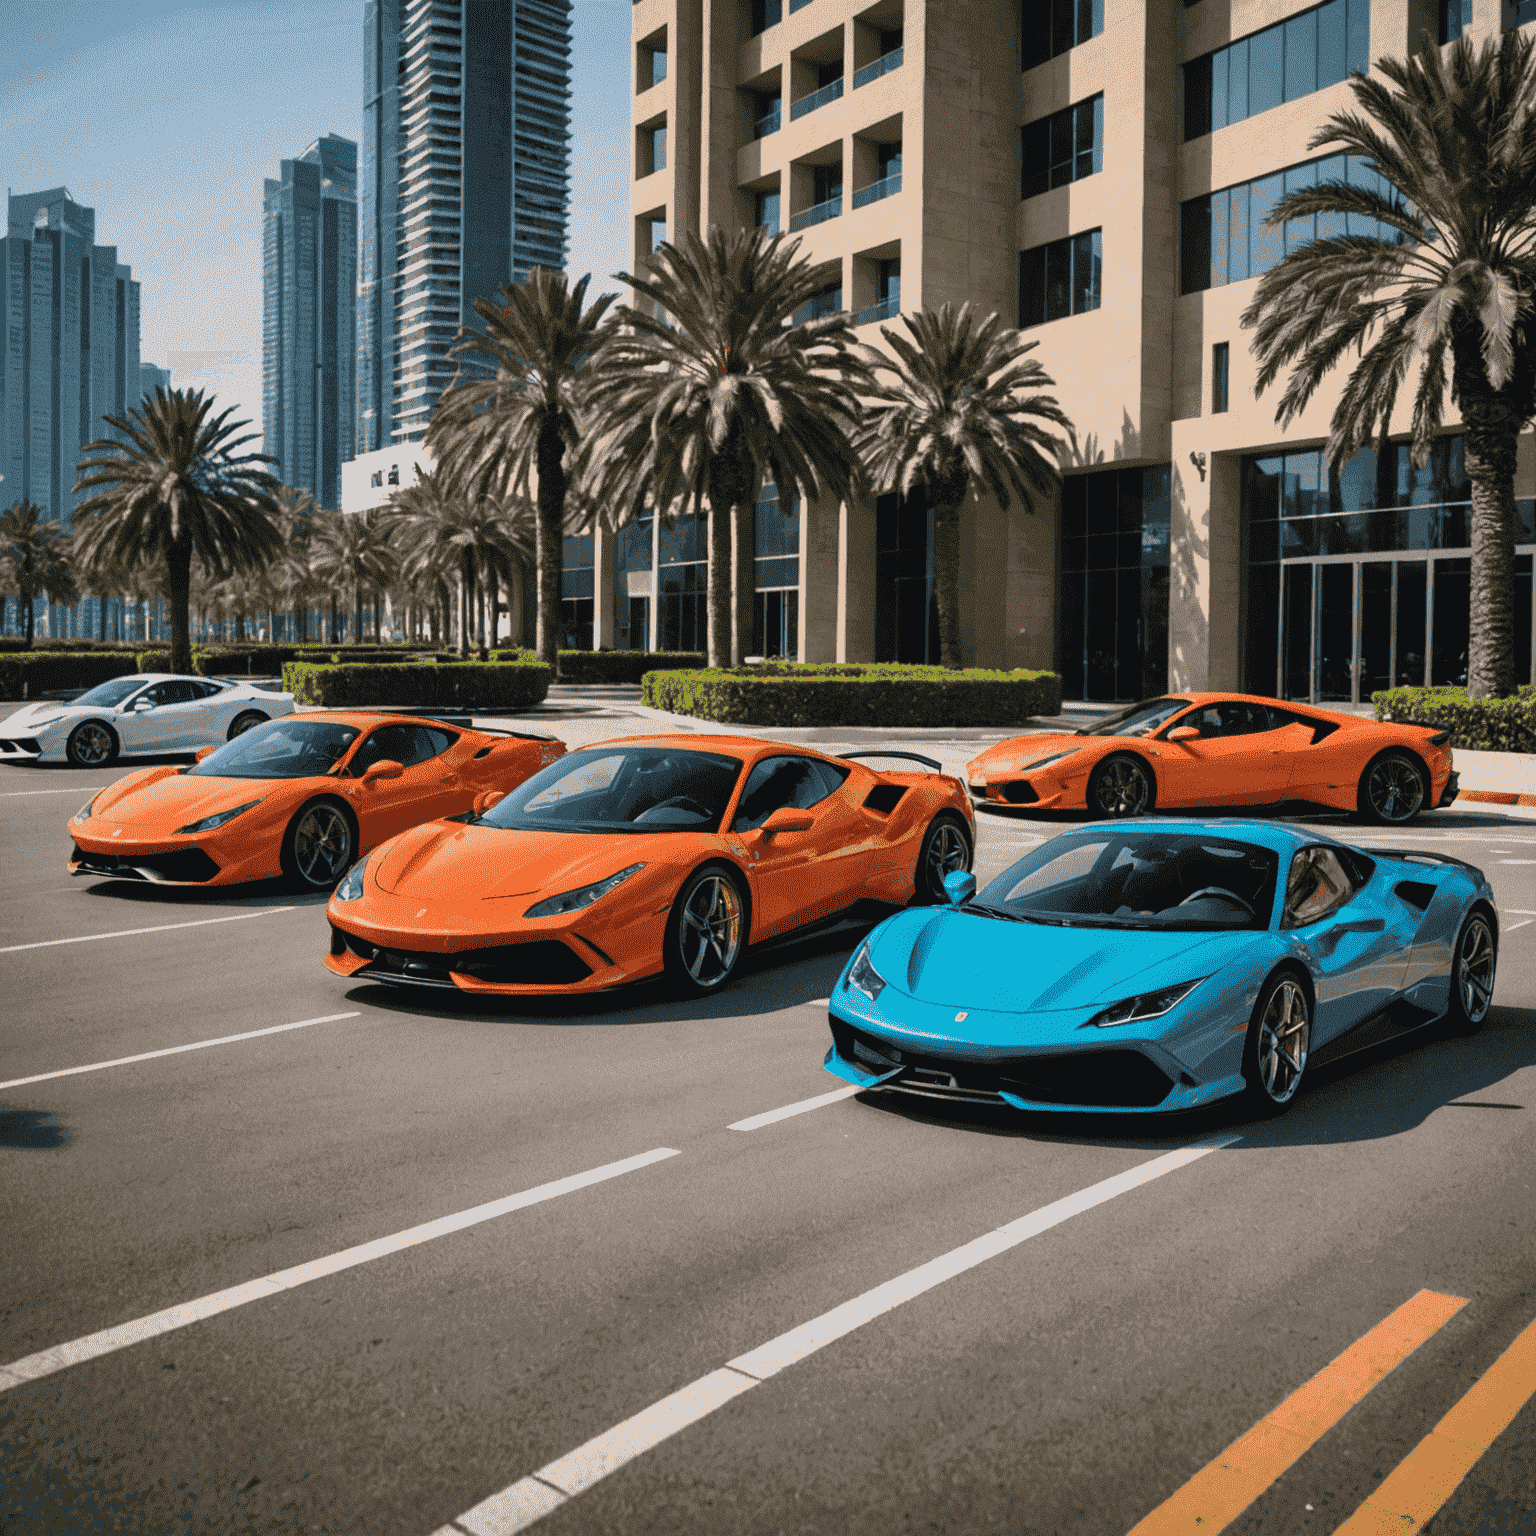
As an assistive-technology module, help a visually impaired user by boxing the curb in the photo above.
[1458,789,1536,807]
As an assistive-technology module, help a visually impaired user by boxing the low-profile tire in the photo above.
[66,720,118,768]
[1357,748,1428,825]
[914,811,973,904]
[664,863,748,996]
[1088,753,1156,819]
[228,710,268,740]
[1241,968,1312,1116]
[1445,908,1497,1036]
[280,797,356,891]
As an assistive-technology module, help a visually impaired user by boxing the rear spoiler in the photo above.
[837,749,943,772]
[1361,847,1483,875]
[367,707,559,742]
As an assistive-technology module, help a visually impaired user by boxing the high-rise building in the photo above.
[625,0,1536,698]
[357,0,573,450]
[263,134,358,508]
[140,362,171,399]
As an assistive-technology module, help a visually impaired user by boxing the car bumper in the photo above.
[0,735,48,761]
[968,778,1067,810]
[68,825,280,885]
[1438,770,1459,808]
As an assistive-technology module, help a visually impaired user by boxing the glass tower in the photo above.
[357,0,572,449]
[263,135,358,509]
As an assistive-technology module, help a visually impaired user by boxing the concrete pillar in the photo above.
[592,528,616,649]
[837,495,876,662]
[1167,423,1242,691]
[801,493,840,662]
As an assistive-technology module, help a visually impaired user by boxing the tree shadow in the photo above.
[0,1105,73,1150]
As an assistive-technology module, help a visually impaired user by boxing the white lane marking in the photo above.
[1502,910,1536,915]
[436,1135,1241,1536]
[1507,919,1533,932]
[0,1012,362,1091]
[0,786,110,796]
[0,1147,681,1394]
[1499,859,1536,865]
[728,1086,861,1132]
[0,908,294,954]
[809,997,830,1006]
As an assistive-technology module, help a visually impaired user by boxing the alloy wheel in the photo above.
[1094,759,1150,817]
[678,874,743,988]
[1366,754,1424,822]
[293,804,351,887]
[1256,979,1309,1104]
[925,821,970,893]
[1457,915,1495,1025]
[68,722,114,767]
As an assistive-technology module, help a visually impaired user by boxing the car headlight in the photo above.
[1088,977,1207,1028]
[846,940,887,1001]
[334,855,370,902]
[524,862,644,919]
[26,714,64,731]
[176,799,262,835]
[1020,749,1078,773]
[74,795,97,821]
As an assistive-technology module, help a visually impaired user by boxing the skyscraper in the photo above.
[357,0,573,450]
[1,188,140,525]
[140,362,171,399]
[263,134,358,508]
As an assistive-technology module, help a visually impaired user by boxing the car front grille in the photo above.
[0,737,41,753]
[1000,781,1039,804]
[337,928,593,988]
[69,842,222,883]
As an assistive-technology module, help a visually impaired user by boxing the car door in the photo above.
[1155,702,1295,807]
[192,680,242,738]
[343,724,461,845]
[118,681,198,753]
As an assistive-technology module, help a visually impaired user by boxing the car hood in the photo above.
[4,701,93,734]
[90,769,279,827]
[967,734,1091,777]
[373,821,657,900]
[867,906,1265,1013]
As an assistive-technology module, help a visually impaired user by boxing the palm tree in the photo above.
[72,388,284,673]
[1243,31,1536,699]
[426,267,613,666]
[0,502,79,646]
[584,227,872,668]
[309,507,395,645]
[855,304,1073,670]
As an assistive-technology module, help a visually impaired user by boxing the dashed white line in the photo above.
[0,1147,680,1394]
[433,1135,1242,1536]
[0,907,294,954]
[728,1086,861,1131]
[0,786,110,796]
[1507,919,1533,932]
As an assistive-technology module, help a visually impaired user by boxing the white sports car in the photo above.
[0,674,296,767]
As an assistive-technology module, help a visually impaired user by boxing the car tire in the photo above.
[66,720,118,768]
[1088,753,1156,819]
[1357,749,1427,825]
[228,710,268,740]
[280,797,356,892]
[914,811,973,904]
[1241,968,1312,1116]
[664,863,749,996]
[1445,908,1497,1036]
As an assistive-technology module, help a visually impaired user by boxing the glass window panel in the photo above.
[1022,120,1049,199]
[1074,229,1102,312]
[1247,456,1283,522]
[1317,0,1347,89]
[1251,172,1285,275]
[1317,564,1353,699]
[1347,0,1370,76]
[1051,0,1073,57]
[1184,54,1213,141]
[1359,562,1393,694]
[1020,245,1046,326]
[1440,504,1469,549]
[1431,556,1471,686]
[1212,341,1230,413]
[1250,25,1283,117]
[1244,561,1281,695]
[1284,160,1317,255]
[1395,561,1426,685]
[1211,47,1229,133]
[1046,238,1073,321]
[1090,95,1104,174]
[1075,97,1098,179]
[1228,37,1248,124]
[1084,469,1116,537]
[1022,17,1049,70]
[1116,566,1142,698]
[1282,563,1313,699]
[1181,197,1212,294]
[1049,111,1073,188]
[1085,0,1104,43]
[1284,7,1318,103]
[1334,445,1377,511]
[1517,498,1536,544]
[1315,155,1347,241]
[1058,568,1085,697]
[1228,180,1250,281]
[1116,467,1143,534]
[1210,188,1229,288]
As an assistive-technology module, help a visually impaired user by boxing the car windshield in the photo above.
[973,831,1279,930]
[188,719,360,779]
[478,746,743,834]
[1077,697,1192,737]
[73,677,150,708]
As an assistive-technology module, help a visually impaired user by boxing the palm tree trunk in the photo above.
[486,566,499,653]
[931,487,965,671]
[166,534,195,674]
[355,584,364,648]
[97,594,108,642]
[459,554,476,658]
[373,588,383,643]
[731,506,756,666]
[1463,408,1517,698]
[535,417,566,667]
[706,499,731,669]
[23,591,35,647]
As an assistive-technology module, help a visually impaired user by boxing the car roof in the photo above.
[577,732,863,764]
[1049,816,1344,856]
[1163,691,1358,723]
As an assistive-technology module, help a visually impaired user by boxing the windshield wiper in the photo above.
[960,901,1029,923]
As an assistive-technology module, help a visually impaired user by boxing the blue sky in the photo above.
[0,0,631,433]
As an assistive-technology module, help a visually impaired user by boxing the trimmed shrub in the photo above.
[557,650,705,685]
[641,663,1063,727]
[1372,685,1536,753]
[281,659,553,711]
[492,647,539,663]
[137,648,173,671]
[188,644,435,676]
[0,650,144,700]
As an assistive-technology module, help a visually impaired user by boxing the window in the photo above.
[792,280,842,323]
[647,216,667,255]
[751,0,782,35]
[349,725,454,776]
[754,487,799,658]
[640,123,666,176]
[642,45,668,89]
[1184,0,1368,142]
[1022,0,1104,69]
[1438,0,1472,41]
[1282,845,1356,928]
[1212,342,1229,414]
[369,470,383,488]
[753,91,781,139]
[562,533,595,649]
[755,189,780,233]
[1021,95,1103,199]
[733,757,832,831]
[1018,229,1101,327]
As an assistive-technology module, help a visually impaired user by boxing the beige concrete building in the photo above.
[616,0,1536,700]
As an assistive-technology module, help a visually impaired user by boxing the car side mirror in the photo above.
[473,788,505,813]
[762,807,815,836]
[131,698,154,712]
[943,870,977,906]
[194,745,219,762]
[363,759,404,783]
[1165,725,1200,741]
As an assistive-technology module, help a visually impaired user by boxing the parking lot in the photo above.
[2,692,1534,1536]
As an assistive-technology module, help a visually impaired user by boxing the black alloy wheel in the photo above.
[1242,970,1311,1115]
[665,864,748,996]
[66,720,117,768]
[281,798,355,891]
[228,710,268,739]
[1358,749,1427,825]
[1089,754,1155,818]
[916,812,973,903]
[1446,910,1497,1035]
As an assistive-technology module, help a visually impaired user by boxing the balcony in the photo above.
[851,172,901,209]
[790,76,843,121]
[789,0,814,9]
[754,106,781,139]
[853,46,902,89]
[855,295,900,325]
[789,195,842,231]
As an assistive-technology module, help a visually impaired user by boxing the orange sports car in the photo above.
[323,734,976,996]
[68,713,565,890]
[966,693,1457,826]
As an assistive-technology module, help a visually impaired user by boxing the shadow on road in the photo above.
[0,1104,73,1150]
[975,802,1535,834]
[77,878,329,910]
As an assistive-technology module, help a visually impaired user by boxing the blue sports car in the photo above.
[824,819,1497,1116]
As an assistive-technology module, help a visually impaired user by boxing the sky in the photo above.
[0,0,631,436]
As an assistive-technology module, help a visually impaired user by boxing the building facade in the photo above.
[623,0,1536,699]
[263,134,358,509]
[356,0,574,452]
[140,362,171,399]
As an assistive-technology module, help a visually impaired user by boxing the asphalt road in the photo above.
[2,696,1534,1536]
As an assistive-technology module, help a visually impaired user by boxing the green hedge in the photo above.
[0,651,144,700]
[557,650,705,685]
[0,638,144,654]
[281,659,553,711]
[1372,685,1536,753]
[641,663,1063,727]
[188,644,435,675]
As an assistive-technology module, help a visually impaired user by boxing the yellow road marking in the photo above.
[1329,1310,1536,1534]
[1126,1290,1467,1536]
